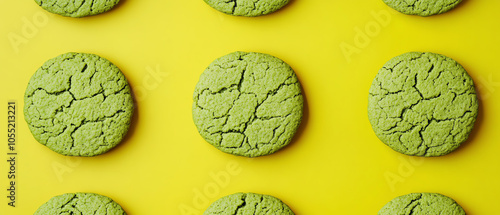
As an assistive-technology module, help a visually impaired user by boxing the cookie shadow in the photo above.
[279,0,297,12]
[452,0,470,12]
[260,0,297,18]
[112,0,127,11]
[437,0,469,17]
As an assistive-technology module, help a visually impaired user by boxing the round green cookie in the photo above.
[24,52,134,157]
[34,193,127,215]
[368,52,478,157]
[379,193,465,215]
[192,52,303,157]
[382,0,463,17]
[204,193,294,215]
[203,0,290,17]
[34,0,121,18]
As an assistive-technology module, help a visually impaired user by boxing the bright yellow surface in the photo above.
[1,1,500,214]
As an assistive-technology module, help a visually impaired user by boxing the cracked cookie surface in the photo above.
[204,193,294,215]
[203,0,290,17]
[34,193,127,215]
[379,193,465,215]
[382,0,462,16]
[35,0,120,18]
[24,52,134,156]
[193,52,303,157]
[368,52,478,157]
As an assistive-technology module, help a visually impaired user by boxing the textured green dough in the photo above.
[379,193,465,215]
[34,0,120,18]
[368,52,478,157]
[382,0,463,16]
[34,193,127,215]
[203,0,290,17]
[192,51,303,157]
[24,52,134,157]
[204,193,294,215]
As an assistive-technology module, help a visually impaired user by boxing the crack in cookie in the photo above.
[35,0,120,17]
[382,0,462,16]
[203,0,290,16]
[34,193,127,215]
[379,193,465,215]
[204,193,294,215]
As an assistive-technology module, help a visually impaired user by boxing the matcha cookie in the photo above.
[382,0,463,16]
[204,193,294,214]
[379,193,465,214]
[203,0,290,17]
[192,51,303,157]
[35,0,120,18]
[24,52,134,156]
[34,193,127,215]
[368,52,478,157]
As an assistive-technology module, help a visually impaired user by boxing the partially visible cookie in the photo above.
[368,52,478,157]
[203,0,290,17]
[34,0,121,18]
[379,193,465,214]
[34,193,127,215]
[192,51,303,157]
[24,52,134,157]
[382,0,463,16]
[204,193,294,215]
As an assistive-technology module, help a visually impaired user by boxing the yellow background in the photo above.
[1,0,500,214]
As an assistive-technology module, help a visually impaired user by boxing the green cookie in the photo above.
[34,193,127,215]
[204,193,294,215]
[192,51,303,157]
[382,0,463,17]
[203,0,290,17]
[368,52,478,157]
[34,0,120,18]
[24,52,134,157]
[379,193,465,215]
